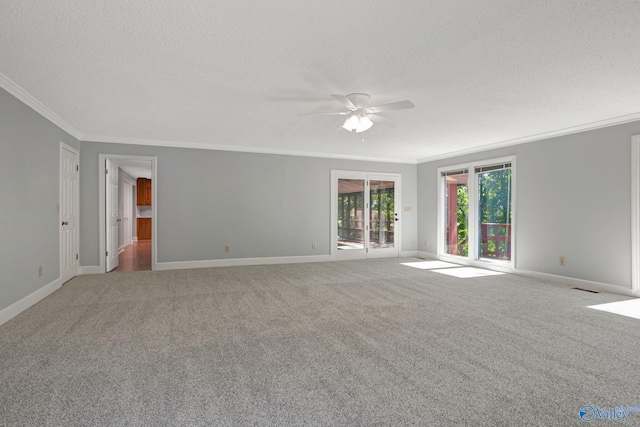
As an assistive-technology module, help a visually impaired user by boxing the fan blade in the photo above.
[367,100,415,113]
[368,114,395,127]
[298,111,349,116]
[331,94,357,110]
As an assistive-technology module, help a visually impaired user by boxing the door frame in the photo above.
[98,154,157,273]
[436,155,516,272]
[59,142,80,283]
[124,180,133,247]
[330,170,401,260]
[119,178,135,249]
[632,134,640,294]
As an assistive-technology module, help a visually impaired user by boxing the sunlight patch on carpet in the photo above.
[402,261,460,270]
[588,298,640,320]
[432,267,505,278]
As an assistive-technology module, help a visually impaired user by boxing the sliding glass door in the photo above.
[477,165,512,261]
[332,171,400,260]
[438,157,514,268]
[368,177,398,258]
[337,179,365,251]
[442,169,469,257]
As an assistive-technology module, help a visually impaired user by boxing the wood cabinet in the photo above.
[137,218,152,240]
[137,178,152,206]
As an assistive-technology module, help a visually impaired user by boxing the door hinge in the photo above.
[105,169,109,174]
[76,253,79,260]
[106,251,109,257]
[366,248,369,253]
[76,165,79,171]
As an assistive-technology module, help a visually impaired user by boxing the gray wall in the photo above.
[418,121,640,289]
[6,73,636,307]
[0,88,80,311]
[80,142,418,266]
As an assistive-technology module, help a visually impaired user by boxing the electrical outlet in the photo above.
[312,243,317,249]
[225,245,230,253]
[559,256,566,266]
[38,266,43,277]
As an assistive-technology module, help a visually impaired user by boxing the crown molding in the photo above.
[5,71,639,166]
[417,112,640,164]
[81,134,418,164]
[0,72,84,140]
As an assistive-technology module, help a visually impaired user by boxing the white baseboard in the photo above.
[158,252,420,270]
[400,251,419,258]
[155,254,332,271]
[79,266,102,275]
[515,269,639,298]
[417,251,437,259]
[414,252,637,298]
[82,252,639,299]
[132,237,138,242]
[0,277,63,326]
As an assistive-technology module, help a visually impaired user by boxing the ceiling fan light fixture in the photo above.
[301,93,413,133]
[342,113,373,133]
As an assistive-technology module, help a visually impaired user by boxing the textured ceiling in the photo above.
[2,1,640,163]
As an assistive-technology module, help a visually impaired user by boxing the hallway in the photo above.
[112,240,151,272]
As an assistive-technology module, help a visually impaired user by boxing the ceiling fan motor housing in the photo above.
[346,93,371,110]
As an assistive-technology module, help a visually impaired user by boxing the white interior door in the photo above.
[60,145,79,283]
[331,171,400,260]
[106,159,119,272]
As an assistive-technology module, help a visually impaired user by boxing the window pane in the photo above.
[444,173,469,256]
[337,179,364,250]
[369,180,395,249]
[477,168,512,260]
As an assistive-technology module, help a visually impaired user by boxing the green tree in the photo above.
[478,169,511,225]
[478,169,512,258]
[457,185,469,256]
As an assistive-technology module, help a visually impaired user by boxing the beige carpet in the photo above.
[1,258,639,426]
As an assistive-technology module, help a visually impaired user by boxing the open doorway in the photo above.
[113,158,152,272]
[99,155,156,273]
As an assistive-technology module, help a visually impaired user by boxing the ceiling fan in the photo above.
[301,93,415,133]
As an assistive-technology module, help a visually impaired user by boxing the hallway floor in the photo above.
[112,240,151,272]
